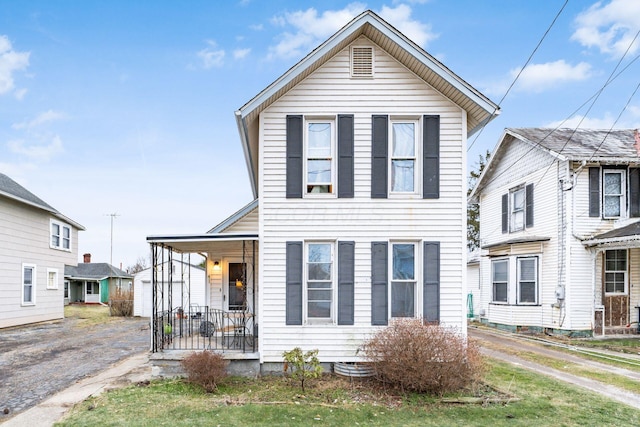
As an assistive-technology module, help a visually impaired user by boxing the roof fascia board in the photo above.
[468,128,510,201]
[235,111,257,199]
[146,233,259,243]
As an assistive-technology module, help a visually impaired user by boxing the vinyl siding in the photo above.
[221,208,259,234]
[258,38,467,362]
[1,197,79,328]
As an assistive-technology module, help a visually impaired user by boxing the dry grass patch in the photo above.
[64,305,115,327]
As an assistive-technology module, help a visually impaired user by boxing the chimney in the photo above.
[83,253,91,263]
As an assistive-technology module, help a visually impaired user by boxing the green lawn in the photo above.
[55,360,640,427]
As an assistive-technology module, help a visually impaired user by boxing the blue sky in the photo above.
[1,0,639,269]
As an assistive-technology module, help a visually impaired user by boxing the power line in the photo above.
[467,0,569,152]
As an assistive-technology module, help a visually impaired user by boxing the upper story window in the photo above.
[391,242,417,317]
[51,220,71,251]
[502,184,534,233]
[603,170,625,218]
[306,242,334,323]
[390,121,419,194]
[306,120,335,194]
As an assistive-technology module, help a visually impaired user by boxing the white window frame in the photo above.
[22,263,36,305]
[50,219,72,251]
[491,259,508,303]
[304,241,335,324]
[604,249,627,294]
[516,257,538,305]
[389,118,420,196]
[86,282,99,295]
[602,169,626,219]
[304,118,335,196]
[510,187,525,232]
[64,280,70,299]
[389,241,419,318]
[47,268,59,290]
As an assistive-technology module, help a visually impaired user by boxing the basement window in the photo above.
[351,46,373,77]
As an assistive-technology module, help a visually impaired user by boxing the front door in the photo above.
[603,249,629,327]
[227,262,246,311]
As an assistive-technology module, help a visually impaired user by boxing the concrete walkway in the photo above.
[2,352,151,426]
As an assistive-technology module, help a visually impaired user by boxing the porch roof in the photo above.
[583,220,640,249]
[146,233,258,254]
[481,236,551,250]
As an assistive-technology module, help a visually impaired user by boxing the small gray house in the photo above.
[64,254,132,305]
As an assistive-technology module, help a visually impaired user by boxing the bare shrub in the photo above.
[360,318,484,395]
[181,351,229,392]
[109,289,133,317]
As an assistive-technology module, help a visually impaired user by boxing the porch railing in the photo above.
[153,306,256,353]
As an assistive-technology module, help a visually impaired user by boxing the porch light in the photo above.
[213,261,220,271]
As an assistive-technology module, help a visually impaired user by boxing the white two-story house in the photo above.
[0,173,84,329]
[147,10,499,372]
[470,128,640,336]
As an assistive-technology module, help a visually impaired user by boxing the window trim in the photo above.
[389,118,421,196]
[510,187,525,232]
[47,268,59,290]
[22,263,36,306]
[602,169,626,219]
[64,280,70,299]
[50,219,72,251]
[304,241,335,324]
[604,249,627,295]
[491,258,509,304]
[304,118,336,196]
[389,241,419,318]
[516,256,538,305]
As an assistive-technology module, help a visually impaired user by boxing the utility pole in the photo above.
[105,213,120,265]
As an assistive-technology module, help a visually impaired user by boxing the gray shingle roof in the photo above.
[0,173,57,212]
[508,128,640,161]
[65,263,132,280]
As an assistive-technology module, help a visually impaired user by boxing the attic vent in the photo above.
[351,46,373,77]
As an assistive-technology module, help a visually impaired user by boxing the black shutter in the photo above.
[423,241,440,323]
[501,193,508,233]
[285,241,303,325]
[589,167,600,217]
[630,168,640,218]
[337,241,355,325]
[371,115,388,198]
[525,183,534,228]
[371,241,388,325]
[286,115,303,198]
[423,115,440,199]
[337,115,354,198]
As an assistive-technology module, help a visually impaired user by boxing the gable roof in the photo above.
[470,128,640,201]
[208,198,258,233]
[0,173,85,230]
[65,263,132,280]
[235,10,500,198]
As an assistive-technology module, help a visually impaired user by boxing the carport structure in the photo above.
[146,233,258,355]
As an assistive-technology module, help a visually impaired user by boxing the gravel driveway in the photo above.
[0,315,150,421]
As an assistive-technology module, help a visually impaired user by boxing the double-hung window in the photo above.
[517,257,538,304]
[510,187,525,232]
[603,170,625,218]
[391,243,416,317]
[306,243,334,322]
[390,121,418,194]
[22,264,36,305]
[51,220,71,250]
[492,259,508,303]
[605,249,627,294]
[306,120,334,194]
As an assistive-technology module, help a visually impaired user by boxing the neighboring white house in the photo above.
[0,173,84,329]
[133,260,206,317]
[470,128,640,336]
[466,250,481,319]
[147,10,499,368]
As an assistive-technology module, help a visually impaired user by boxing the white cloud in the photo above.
[484,60,592,95]
[545,109,640,130]
[233,48,251,60]
[7,135,64,160]
[14,88,27,100]
[197,40,225,69]
[249,23,264,31]
[0,35,30,95]
[12,109,68,130]
[378,4,437,47]
[572,0,640,59]
[267,3,366,60]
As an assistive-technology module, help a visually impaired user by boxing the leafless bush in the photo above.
[360,318,484,395]
[109,289,133,317]
[181,351,228,392]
